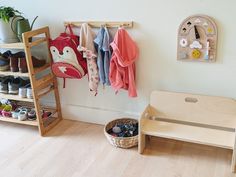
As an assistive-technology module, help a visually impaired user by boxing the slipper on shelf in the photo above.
[18,110,28,121]
[11,108,21,119]
[28,109,37,121]
[2,105,12,117]
[0,103,6,116]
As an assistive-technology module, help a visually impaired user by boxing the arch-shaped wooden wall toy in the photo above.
[177,15,218,62]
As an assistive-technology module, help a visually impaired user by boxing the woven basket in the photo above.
[104,118,138,149]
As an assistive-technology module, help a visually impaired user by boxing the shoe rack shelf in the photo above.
[0,70,29,77]
[0,106,57,127]
[0,63,51,77]
[0,42,25,49]
[0,116,38,126]
[0,27,62,136]
[0,93,33,102]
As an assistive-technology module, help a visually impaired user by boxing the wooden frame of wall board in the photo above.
[0,27,62,136]
[139,90,236,173]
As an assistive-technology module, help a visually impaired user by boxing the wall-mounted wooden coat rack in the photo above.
[64,21,133,28]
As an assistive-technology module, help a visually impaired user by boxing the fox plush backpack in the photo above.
[49,25,87,87]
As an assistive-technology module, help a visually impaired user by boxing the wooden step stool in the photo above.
[139,90,236,173]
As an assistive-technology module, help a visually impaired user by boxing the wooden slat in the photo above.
[34,63,50,74]
[150,91,236,129]
[42,106,57,114]
[0,42,24,49]
[22,27,48,39]
[29,37,47,47]
[37,87,54,98]
[0,93,33,102]
[142,119,235,150]
[44,27,63,135]
[0,71,29,77]
[232,134,236,172]
[0,116,38,126]
[35,74,54,89]
[64,21,133,28]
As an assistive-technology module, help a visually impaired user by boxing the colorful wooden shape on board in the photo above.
[187,21,192,26]
[180,38,188,47]
[190,41,202,49]
[203,22,208,27]
[179,52,187,59]
[195,18,201,23]
[207,27,213,33]
[191,49,201,59]
[177,14,217,62]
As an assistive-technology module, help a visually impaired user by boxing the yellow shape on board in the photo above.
[192,49,201,59]
[207,28,213,33]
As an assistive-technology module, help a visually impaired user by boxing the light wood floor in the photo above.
[0,120,235,177]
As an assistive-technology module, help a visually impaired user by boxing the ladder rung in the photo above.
[35,74,54,89]
[37,86,54,98]
[43,117,60,131]
[41,106,57,116]
[29,37,47,47]
[23,27,48,39]
[34,63,51,74]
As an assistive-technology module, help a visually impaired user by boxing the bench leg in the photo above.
[139,132,146,154]
[231,132,236,173]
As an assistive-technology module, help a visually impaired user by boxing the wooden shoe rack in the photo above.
[0,26,62,136]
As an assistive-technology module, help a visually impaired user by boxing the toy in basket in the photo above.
[104,118,138,149]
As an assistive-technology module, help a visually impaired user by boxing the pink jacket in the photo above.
[109,28,138,97]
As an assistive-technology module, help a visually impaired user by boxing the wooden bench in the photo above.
[139,90,236,172]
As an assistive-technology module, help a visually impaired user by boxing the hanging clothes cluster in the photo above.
[77,23,138,97]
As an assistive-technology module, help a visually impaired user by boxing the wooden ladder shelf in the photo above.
[0,26,62,136]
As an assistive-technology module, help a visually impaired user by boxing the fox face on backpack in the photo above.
[49,25,87,87]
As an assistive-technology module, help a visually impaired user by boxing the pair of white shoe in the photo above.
[19,84,33,99]
[12,107,31,121]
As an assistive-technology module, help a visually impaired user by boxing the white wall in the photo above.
[2,0,236,124]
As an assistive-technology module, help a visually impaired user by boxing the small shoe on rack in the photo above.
[0,51,10,71]
[18,110,28,121]
[2,105,12,117]
[8,77,23,95]
[9,52,25,72]
[18,54,46,73]
[2,51,12,59]
[11,108,21,119]
[0,76,13,94]
[19,86,27,98]
[19,83,31,98]
[28,109,37,121]
[18,80,30,97]
[0,103,6,115]
[26,86,33,99]
[18,57,28,73]
[32,56,46,68]
[17,107,31,121]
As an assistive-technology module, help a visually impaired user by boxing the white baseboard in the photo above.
[61,104,139,125]
[43,101,140,125]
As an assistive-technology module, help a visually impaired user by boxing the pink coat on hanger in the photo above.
[109,28,138,97]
